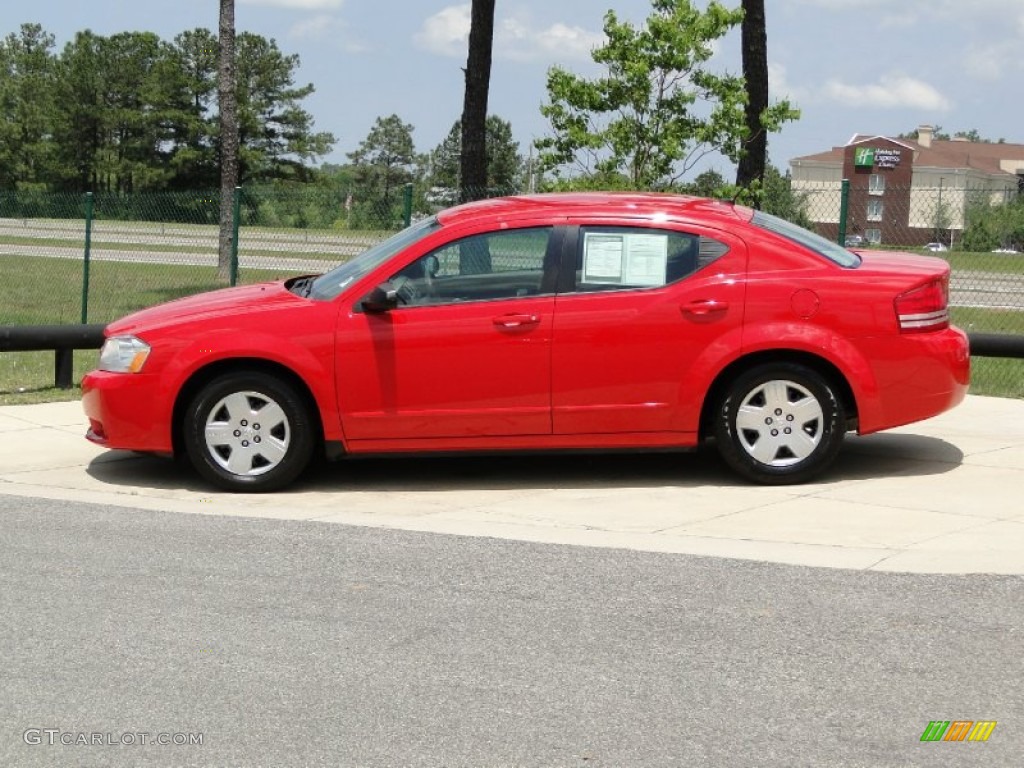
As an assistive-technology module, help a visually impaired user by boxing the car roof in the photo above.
[435,192,750,229]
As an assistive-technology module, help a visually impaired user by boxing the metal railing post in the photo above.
[837,178,850,246]
[402,183,413,228]
[81,191,94,324]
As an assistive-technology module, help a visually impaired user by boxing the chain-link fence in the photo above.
[1,183,1022,397]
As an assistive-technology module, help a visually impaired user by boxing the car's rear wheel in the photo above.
[714,363,845,484]
[183,372,315,492]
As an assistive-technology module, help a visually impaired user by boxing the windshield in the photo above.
[752,210,861,268]
[309,216,442,300]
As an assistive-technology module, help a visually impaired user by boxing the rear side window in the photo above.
[752,210,861,268]
[572,226,729,293]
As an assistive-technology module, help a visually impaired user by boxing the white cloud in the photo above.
[822,73,952,111]
[414,4,471,57]
[767,62,809,104]
[240,0,344,9]
[415,5,601,62]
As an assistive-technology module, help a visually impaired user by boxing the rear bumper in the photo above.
[856,326,970,434]
[81,370,174,453]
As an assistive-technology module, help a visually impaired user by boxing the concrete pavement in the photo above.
[1,394,1022,575]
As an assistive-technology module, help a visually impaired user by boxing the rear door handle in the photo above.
[681,299,729,318]
[493,313,540,329]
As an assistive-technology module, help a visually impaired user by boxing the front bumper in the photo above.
[81,370,175,453]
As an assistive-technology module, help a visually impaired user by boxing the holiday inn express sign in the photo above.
[854,147,902,168]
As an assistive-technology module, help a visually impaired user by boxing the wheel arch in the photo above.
[171,358,326,460]
[699,350,858,443]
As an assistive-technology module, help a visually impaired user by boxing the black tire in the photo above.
[183,371,315,492]
[714,363,846,485]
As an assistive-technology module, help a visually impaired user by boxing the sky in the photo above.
[8,0,1024,178]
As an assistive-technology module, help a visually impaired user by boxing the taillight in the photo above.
[895,277,949,333]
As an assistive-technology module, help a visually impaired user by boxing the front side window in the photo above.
[572,226,728,293]
[310,216,441,300]
[389,227,555,307]
[869,174,885,195]
[867,200,884,221]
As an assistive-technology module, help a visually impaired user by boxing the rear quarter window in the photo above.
[752,211,861,268]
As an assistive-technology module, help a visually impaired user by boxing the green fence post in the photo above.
[230,186,242,286]
[402,183,413,228]
[837,178,850,246]
[81,191,94,324]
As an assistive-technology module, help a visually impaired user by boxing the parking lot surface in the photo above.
[1,394,1022,574]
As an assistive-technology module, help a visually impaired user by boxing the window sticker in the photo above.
[582,231,668,286]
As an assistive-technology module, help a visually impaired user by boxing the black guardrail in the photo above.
[1,325,1022,391]
[0,324,106,388]
[968,333,1024,359]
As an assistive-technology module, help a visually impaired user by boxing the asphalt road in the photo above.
[2,494,1021,768]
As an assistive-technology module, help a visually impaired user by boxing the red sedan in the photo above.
[82,193,969,491]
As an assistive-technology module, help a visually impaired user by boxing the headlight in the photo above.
[98,335,151,373]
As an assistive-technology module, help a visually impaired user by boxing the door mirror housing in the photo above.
[361,283,399,313]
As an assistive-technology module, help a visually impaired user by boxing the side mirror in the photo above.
[361,283,399,313]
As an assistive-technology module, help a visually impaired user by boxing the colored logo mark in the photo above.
[920,720,997,742]
[854,147,875,167]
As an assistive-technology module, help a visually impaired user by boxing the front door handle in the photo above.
[493,313,540,329]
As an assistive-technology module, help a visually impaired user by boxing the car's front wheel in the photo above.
[183,371,315,492]
[714,363,846,484]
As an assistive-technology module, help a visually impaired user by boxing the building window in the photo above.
[869,174,885,195]
[867,200,884,222]
[865,228,882,244]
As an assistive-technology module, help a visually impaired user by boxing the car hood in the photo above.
[106,281,309,336]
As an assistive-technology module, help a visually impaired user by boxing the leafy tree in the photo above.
[4,23,333,197]
[234,33,334,183]
[347,114,417,227]
[535,0,797,190]
[167,28,220,188]
[0,24,58,187]
[761,165,810,227]
[460,0,496,201]
[962,194,1024,251]
[50,30,107,190]
[681,169,727,197]
[898,126,1002,144]
[428,116,523,199]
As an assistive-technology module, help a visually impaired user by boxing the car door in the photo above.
[335,226,561,443]
[551,222,747,436]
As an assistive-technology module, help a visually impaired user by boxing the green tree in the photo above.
[234,32,334,183]
[0,24,58,187]
[167,28,220,188]
[760,165,810,226]
[535,0,797,189]
[347,114,416,227]
[50,30,107,190]
[428,115,523,199]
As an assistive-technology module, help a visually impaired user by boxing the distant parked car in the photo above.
[82,192,970,491]
[992,247,1019,254]
[924,242,948,252]
[844,234,864,247]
